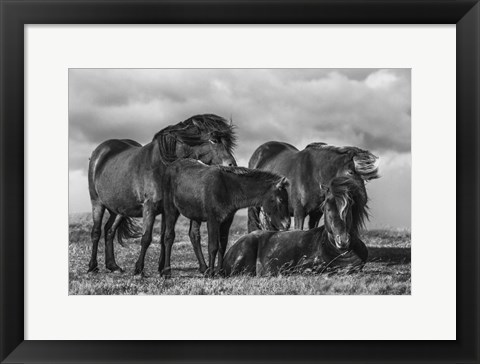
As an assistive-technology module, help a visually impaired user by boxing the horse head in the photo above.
[261,176,291,231]
[153,114,237,166]
[321,176,369,251]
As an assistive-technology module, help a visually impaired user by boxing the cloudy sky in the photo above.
[69,68,411,229]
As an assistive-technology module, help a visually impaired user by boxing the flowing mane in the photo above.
[306,142,380,181]
[216,165,284,185]
[153,114,237,164]
[324,176,369,238]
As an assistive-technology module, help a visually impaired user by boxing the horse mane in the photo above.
[153,114,237,164]
[325,176,369,237]
[305,142,380,181]
[216,165,284,185]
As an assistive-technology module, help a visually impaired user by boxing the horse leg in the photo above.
[217,216,234,275]
[189,220,208,273]
[308,211,322,230]
[104,213,124,273]
[293,207,306,230]
[205,220,221,278]
[350,237,369,264]
[134,203,156,276]
[161,210,180,278]
[247,207,260,232]
[158,214,166,273]
[88,203,105,273]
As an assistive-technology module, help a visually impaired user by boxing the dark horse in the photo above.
[87,114,236,275]
[161,159,291,277]
[223,176,369,276]
[248,141,379,231]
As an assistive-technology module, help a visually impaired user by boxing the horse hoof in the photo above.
[198,265,208,274]
[134,272,148,279]
[107,266,124,274]
[204,268,215,278]
[216,269,226,278]
[160,268,172,279]
[87,266,99,274]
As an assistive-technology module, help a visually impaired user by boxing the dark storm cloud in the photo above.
[69,68,411,173]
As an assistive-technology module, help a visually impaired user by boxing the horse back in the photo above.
[248,141,299,170]
[256,229,320,274]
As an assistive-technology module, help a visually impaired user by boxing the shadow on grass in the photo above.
[368,246,411,264]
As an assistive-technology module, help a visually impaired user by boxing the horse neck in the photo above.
[224,173,273,210]
[141,141,166,173]
[314,226,328,248]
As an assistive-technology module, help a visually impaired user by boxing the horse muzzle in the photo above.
[334,233,350,250]
[271,218,290,231]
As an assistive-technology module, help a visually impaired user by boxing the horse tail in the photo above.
[116,217,142,247]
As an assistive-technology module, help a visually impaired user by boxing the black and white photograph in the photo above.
[3,0,478,359]
[69,68,411,295]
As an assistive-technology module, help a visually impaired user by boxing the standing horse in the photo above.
[223,176,369,276]
[87,114,236,275]
[248,141,379,231]
[161,159,291,277]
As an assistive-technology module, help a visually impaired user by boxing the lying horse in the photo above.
[161,159,291,277]
[248,141,379,231]
[223,176,369,276]
[87,114,236,274]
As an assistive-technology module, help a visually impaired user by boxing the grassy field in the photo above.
[69,212,411,295]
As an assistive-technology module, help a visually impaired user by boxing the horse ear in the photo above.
[276,177,289,189]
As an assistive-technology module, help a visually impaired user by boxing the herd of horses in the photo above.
[87,114,379,278]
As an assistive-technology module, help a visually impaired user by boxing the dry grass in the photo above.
[69,213,411,295]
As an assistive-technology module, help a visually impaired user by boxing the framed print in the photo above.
[1,0,479,363]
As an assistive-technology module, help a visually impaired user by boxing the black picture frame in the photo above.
[1,1,479,363]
